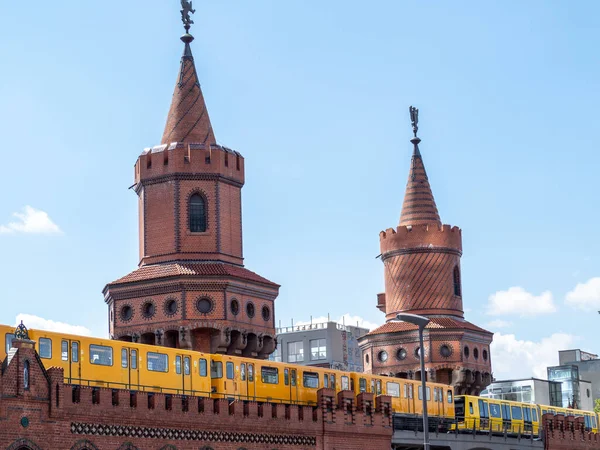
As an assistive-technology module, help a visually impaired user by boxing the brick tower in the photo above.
[103,27,279,358]
[359,108,493,394]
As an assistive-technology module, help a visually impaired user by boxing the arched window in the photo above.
[453,265,461,297]
[23,360,30,390]
[189,193,207,232]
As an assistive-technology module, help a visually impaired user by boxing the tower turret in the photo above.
[359,107,493,394]
[103,8,279,358]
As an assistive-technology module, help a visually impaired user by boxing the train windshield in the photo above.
[455,397,465,420]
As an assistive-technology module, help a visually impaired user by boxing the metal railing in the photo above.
[276,321,357,334]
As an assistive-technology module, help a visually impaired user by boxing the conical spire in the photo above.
[399,107,441,227]
[161,33,216,145]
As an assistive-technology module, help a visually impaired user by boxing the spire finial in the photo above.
[409,105,421,156]
[180,0,196,35]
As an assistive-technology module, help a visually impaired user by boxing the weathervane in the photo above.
[181,0,196,34]
[409,106,419,138]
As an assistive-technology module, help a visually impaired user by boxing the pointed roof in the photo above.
[398,112,441,227]
[161,34,216,145]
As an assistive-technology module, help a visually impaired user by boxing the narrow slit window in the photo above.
[189,194,207,232]
[453,265,461,297]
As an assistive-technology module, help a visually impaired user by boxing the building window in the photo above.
[310,339,327,361]
[269,346,282,362]
[453,265,461,297]
[396,348,407,360]
[196,297,213,314]
[189,193,207,232]
[164,298,178,316]
[120,305,133,322]
[142,301,155,319]
[473,348,479,360]
[483,349,488,361]
[261,305,271,321]
[464,346,470,359]
[378,350,388,362]
[246,302,255,318]
[287,341,304,363]
[440,344,452,358]
[230,299,240,316]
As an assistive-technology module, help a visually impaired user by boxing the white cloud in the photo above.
[0,206,62,235]
[15,314,91,336]
[491,332,579,379]
[485,319,513,329]
[565,277,600,311]
[486,287,556,317]
[294,313,380,331]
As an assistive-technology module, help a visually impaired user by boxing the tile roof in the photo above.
[367,317,491,336]
[109,263,279,287]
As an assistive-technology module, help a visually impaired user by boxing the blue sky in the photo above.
[1,1,599,379]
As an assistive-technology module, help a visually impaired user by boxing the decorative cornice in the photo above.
[381,246,462,261]
[139,173,243,190]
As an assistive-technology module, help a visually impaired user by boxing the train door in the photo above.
[478,398,489,429]
[120,347,140,389]
[404,383,414,414]
[61,339,81,383]
[246,362,256,400]
[284,367,298,403]
[501,402,512,432]
[523,405,532,432]
[175,354,192,395]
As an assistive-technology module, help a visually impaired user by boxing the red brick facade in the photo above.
[359,125,493,395]
[103,32,279,356]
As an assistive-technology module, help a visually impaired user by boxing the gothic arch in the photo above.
[70,440,99,450]
[116,443,139,450]
[5,438,43,450]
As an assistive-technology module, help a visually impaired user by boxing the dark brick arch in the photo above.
[159,446,178,450]
[5,438,43,450]
[116,443,139,450]
[70,440,99,450]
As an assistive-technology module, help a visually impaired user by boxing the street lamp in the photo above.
[396,312,431,450]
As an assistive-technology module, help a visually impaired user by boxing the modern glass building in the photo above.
[480,378,562,406]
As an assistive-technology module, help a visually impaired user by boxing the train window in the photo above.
[433,387,438,402]
[371,379,375,393]
[359,378,367,393]
[418,386,430,401]
[226,362,234,380]
[386,382,400,398]
[427,387,431,401]
[39,338,52,359]
[199,358,207,377]
[542,409,548,415]
[330,374,336,390]
[176,356,182,374]
[376,380,382,395]
[184,357,190,375]
[61,340,68,361]
[90,345,113,366]
[5,333,15,353]
[284,368,289,386]
[211,361,223,379]
[418,386,422,400]
[592,415,597,428]
[489,403,501,418]
[147,352,168,372]
[131,350,137,369]
[122,349,128,368]
[261,366,278,384]
[469,402,474,415]
[291,369,297,387]
[72,342,79,363]
[478,399,489,418]
[447,390,453,404]
[248,364,254,382]
[341,376,350,391]
[408,384,413,399]
[403,384,408,398]
[523,407,531,422]
[324,374,329,389]
[303,372,319,389]
[241,364,247,381]
[511,406,523,420]
[532,408,538,422]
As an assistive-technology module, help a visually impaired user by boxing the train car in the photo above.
[2,324,212,396]
[350,373,455,418]
[211,354,351,405]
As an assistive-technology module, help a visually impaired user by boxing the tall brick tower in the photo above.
[103,21,279,358]
[359,108,493,394]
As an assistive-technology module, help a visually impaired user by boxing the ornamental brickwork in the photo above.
[359,115,493,395]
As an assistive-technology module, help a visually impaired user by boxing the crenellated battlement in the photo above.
[379,223,462,255]
[135,141,245,186]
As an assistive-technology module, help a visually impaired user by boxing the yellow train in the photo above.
[1,324,453,420]
[455,395,599,434]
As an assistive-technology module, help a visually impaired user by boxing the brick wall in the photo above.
[544,414,600,450]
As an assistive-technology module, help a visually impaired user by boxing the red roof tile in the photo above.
[367,317,491,336]
[109,263,279,287]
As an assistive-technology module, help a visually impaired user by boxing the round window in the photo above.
[464,346,470,358]
[165,299,178,316]
[378,351,388,362]
[196,297,213,314]
[482,349,488,361]
[365,354,370,364]
[142,301,155,318]
[262,305,270,321]
[230,299,240,316]
[440,344,452,358]
[120,305,133,321]
[397,348,407,360]
[415,346,423,358]
[473,348,479,360]
[246,302,255,318]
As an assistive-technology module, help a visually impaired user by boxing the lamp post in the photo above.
[396,312,431,450]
